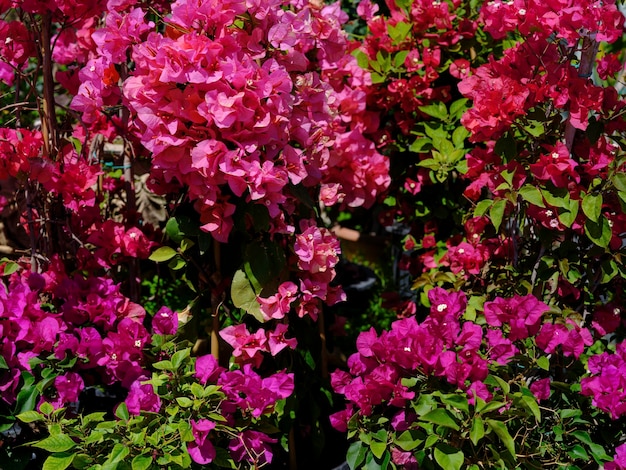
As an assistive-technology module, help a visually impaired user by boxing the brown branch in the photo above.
[40,13,58,160]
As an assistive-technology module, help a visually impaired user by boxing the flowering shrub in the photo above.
[327,0,626,468]
[331,287,624,468]
[2,0,626,468]
[0,0,388,467]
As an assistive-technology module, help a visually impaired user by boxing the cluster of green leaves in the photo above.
[15,337,238,470]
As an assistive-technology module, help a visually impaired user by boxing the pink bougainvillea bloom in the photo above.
[530,377,551,401]
[267,323,297,356]
[606,442,626,470]
[125,378,161,415]
[356,0,379,20]
[152,306,178,335]
[467,380,493,405]
[329,406,353,433]
[258,281,298,320]
[54,372,84,404]
[229,430,277,466]
[188,419,216,465]
[195,354,224,385]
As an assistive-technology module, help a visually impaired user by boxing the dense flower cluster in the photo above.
[582,341,626,419]
[330,288,551,421]
[0,262,150,407]
[71,0,389,244]
[190,354,294,465]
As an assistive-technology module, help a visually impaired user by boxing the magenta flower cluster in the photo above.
[188,354,293,465]
[330,288,552,427]
[581,340,626,419]
[0,261,151,408]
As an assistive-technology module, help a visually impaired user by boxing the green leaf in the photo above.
[519,185,545,208]
[450,98,469,120]
[165,217,184,244]
[536,356,550,371]
[582,193,603,222]
[33,434,76,453]
[470,417,484,446]
[152,360,174,371]
[495,133,517,160]
[231,269,263,321]
[588,442,612,462]
[370,72,385,84]
[176,397,193,408]
[394,50,409,68]
[39,401,55,416]
[568,445,589,461]
[489,199,507,232]
[42,453,75,470]
[168,256,186,270]
[3,261,19,275]
[171,348,190,370]
[434,444,464,470]
[149,246,177,262]
[387,21,411,43]
[613,172,626,192]
[520,395,541,422]
[364,451,382,470]
[439,394,469,413]
[541,187,569,209]
[474,199,493,217]
[584,216,612,248]
[346,442,367,470]
[409,137,432,153]
[15,383,39,415]
[419,408,460,431]
[244,241,285,295]
[353,49,369,69]
[105,443,130,465]
[452,126,470,148]
[179,238,195,253]
[394,431,422,451]
[419,102,448,120]
[486,419,515,458]
[572,430,593,446]
[370,441,387,459]
[558,200,578,227]
[131,455,153,470]
[190,383,204,398]
[17,410,43,423]
[115,402,129,421]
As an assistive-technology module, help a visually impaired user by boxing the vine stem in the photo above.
[40,13,58,160]
[210,241,221,360]
[564,35,599,152]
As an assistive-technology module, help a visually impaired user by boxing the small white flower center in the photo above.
[436,304,447,312]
